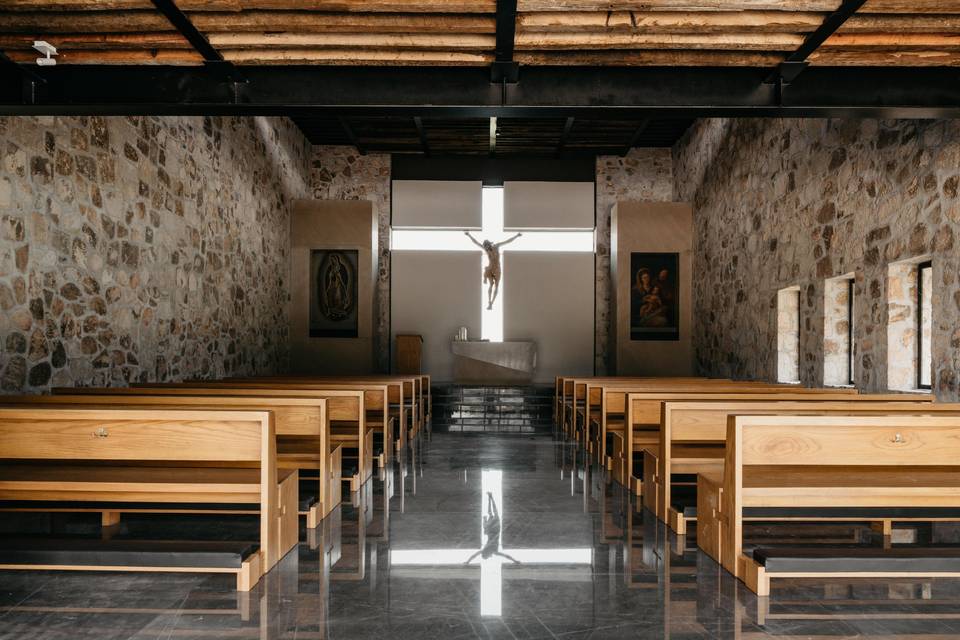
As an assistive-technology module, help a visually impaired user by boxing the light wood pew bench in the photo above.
[0,407,295,590]
[618,387,865,499]
[651,397,936,535]
[11,393,342,528]
[706,414,960,596]
[65,385,372,495]
[205,378,405,464]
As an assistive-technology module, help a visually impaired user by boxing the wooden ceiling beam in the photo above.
[0,0,497,11]
[0,11,498,34]
[517,1,842,11]
[518,11,827,33]
[516,32,804,50]
[515,50,784,65]
[208,33,495,50]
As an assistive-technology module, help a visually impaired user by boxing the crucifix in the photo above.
[391,186,594,342]
[389,469,593,616]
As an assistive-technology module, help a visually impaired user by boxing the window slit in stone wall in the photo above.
[887,257,933,393]
[918,261,933,390]
[777,286,801,384]
[823,274,855,387]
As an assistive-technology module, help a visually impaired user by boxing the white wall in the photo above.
[392,180,482,228]
[504,252,594,382]
[504,181,594,230]
[391,251,482,381]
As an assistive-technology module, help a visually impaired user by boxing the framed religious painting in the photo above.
[629,252,680,341]
[309,249,359,338]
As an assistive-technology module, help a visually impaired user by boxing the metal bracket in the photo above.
[490,61,519,84]
[764,61,809,86]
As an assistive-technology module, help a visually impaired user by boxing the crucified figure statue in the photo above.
[465,231,522,310]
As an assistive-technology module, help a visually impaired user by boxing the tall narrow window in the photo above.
[847,278,855,385]
[777,286,801,384]
[887,258,933,393]
[824,274,855,387]
[918,261,933,390]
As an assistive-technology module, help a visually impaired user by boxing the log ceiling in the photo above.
[0,1,959,154]
[1,1,958,68]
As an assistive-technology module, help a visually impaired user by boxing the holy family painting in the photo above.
[630,252,680,341]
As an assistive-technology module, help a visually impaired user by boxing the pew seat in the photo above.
[746,545,960,595]
[0,537,261,590]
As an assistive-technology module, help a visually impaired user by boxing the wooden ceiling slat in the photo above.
[0,0,496,11]
[209,33,495,50]
[3,48,202,64]
[516,1,843,12]
[823,33,960,49]
[842,14,960,32]
[0,33,190,49]
[515,49,784,65]
[810,50,960,64]
[518,11,827,33]
[0,11,497,35]
[223,48,493,64]
[515,32,804,50]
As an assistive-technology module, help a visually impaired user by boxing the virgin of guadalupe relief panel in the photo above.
[310,249,359,338]
[630,252,679,341]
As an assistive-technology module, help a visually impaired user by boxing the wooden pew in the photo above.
[0,406,293,590]
[7,393,342,527]
[712,414,960,594]
[217,376,413,456]
[61,385,372,494]
[654,397,939,534]
[224,375,423,442]
[603,382,857,496]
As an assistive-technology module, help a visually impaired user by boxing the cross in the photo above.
[391,186,593,341]
[389,469,593,616]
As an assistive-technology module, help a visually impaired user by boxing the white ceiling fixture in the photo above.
[33,41,58,66]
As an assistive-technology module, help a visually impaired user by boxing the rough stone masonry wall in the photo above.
[673,117,960,399]
[595,149,674,374]
[0,115,310,393]
[309,146,391,372]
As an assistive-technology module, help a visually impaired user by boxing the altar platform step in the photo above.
[431,384,554,434]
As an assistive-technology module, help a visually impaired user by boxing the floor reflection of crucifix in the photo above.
[389,470,594,616]
[391,187,593,342]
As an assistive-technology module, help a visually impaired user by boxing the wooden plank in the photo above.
[0,0,497,12]
[517,1,843,11]
[518,10,827,33]
[736,415,960,466]
[515,50,785,65]
[209,32,495,50]
[516,31,804,50]
[0,10,497,33]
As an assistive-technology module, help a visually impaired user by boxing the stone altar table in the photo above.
[451,341,537,384]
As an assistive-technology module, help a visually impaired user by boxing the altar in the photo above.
[451,341,537,384]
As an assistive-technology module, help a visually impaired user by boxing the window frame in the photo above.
[917,260,933,390]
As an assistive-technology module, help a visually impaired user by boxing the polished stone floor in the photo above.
[3,431,960,639]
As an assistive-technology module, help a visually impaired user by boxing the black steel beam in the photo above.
[2,65,960,118]
[556,116,574,157]
[338,116,365,155]
[621,120,650,157]
[492,0,519,83]
[766,0,867,84]
[413,116,430,156]
[151,0,222,62]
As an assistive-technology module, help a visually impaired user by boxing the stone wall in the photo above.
[674,117,960,399]
[0,115,310,393]
[310,147,391,372]
[595,149,674,374]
